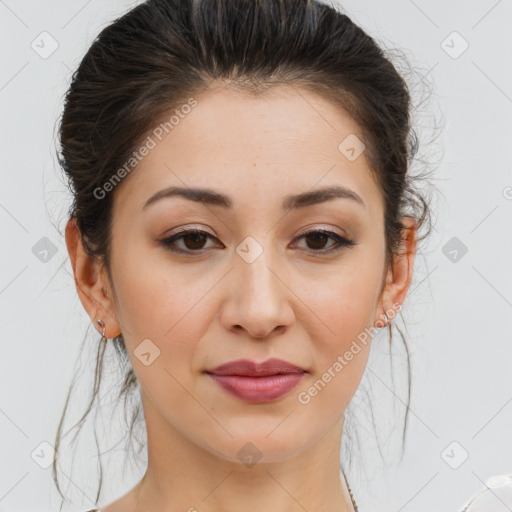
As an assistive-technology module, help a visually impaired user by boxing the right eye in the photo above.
[159,229,223,254]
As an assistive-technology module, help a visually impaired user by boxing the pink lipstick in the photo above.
[205,358,306,403]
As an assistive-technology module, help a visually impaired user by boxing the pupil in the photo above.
[307,233,327,249]
[184,233,206,249]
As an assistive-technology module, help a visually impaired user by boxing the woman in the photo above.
[54,0,432,510]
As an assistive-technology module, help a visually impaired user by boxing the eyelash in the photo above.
[159,228,356,255]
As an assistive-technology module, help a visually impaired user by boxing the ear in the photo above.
[65,218,121,338]
[375,216,418,324]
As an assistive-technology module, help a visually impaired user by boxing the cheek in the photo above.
[297,253,383,387]
[110,242,215,339]
[294,277,377,418]
[110,254,214,409]
[299,255,383,339]
[109,248,227,402]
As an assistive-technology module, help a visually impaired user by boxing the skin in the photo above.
[65,84,417,512]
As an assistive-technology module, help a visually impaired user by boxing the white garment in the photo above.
[457,475,512,511]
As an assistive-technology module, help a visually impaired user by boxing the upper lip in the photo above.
[205,358,307,377]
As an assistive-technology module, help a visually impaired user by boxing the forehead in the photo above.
[113,85,383,218]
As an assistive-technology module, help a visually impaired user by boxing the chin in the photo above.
[197,426,317,466]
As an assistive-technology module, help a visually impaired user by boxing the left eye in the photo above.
[159,228,356,254]
[295,228,356,252]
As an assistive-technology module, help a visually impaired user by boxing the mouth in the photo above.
[204,358,307,403]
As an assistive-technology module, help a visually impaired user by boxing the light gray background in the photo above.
[1,1,511,511]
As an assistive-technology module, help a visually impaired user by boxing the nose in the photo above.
[219,244,295,339]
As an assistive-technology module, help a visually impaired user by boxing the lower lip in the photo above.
[207,372,305,403]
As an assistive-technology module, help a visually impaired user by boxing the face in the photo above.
[67,84,416,465]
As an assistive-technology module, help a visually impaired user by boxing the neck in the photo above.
[130,397,356,512]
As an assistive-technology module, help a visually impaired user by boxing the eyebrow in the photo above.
[142,184,365,211]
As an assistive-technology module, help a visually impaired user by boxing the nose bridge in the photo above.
[238,237,279,299]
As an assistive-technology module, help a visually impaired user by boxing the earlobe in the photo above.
[65,218,121,338]
[376,216,418,323]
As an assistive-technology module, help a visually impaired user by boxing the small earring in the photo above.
[96,318,107,342]
[374,313,389,328]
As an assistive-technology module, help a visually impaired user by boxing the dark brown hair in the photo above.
[53,0,436,505]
